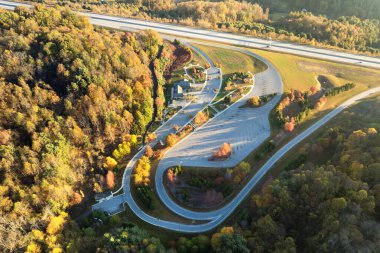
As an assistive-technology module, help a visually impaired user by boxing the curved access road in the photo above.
[131,87,380,233]
[154,45,283,221]
[95,41,380,232]
[1,0,379,70]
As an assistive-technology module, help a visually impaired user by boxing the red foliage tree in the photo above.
[310,86,319,95]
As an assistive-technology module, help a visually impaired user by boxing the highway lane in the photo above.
[1,0,380,70]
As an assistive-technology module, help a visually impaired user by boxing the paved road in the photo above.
[92,46,222,212]
[4,1,379,232]
[1,0,379,70]
[154,46,283,220]
[95,42,380,232]
[134,87,380,233]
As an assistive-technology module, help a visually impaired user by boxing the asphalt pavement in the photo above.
[2,0,379,232]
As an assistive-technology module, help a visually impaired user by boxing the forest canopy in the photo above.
[267,0,380,20]
[0,5,166,252]
[24,0,380,53]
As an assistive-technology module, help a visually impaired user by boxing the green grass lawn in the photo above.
[252,49,380,92]
[159,44,380,213]
[195,44,267,75]
[190,46,209,67]
[192,44,266,102]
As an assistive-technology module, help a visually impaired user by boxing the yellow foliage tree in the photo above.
[133,156,151,186]
[211,227,234,250]
[112,141,131,161]
[46,212,68,235]
[103,156,118,170]
[25,242,41,253]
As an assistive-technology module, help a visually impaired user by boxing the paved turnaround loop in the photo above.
[2,0,380,232]
[93,40,380,232]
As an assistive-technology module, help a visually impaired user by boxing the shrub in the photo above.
[145,145,154,158]
[194,111,209,125]
[314,97,327,109]
[103,156,118,170]
[247,96,260,107]
[173,124,180,131]
[213,143,232,159]
[284,117,295,132]
[224,95,232,104]
[166,133,178,147]
[147,132,157,142]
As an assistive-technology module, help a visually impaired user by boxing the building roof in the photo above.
[176,80,191,88]
[174,84,183,94]
[173,84,184,98]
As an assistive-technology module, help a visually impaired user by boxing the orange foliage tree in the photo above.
[284,117,295,132]
[213,143,232,159]
[315,97,327,109]
[147,132,157,142]
[71,192,82,205]
[106,171,115,189]
[145,145,154,158]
